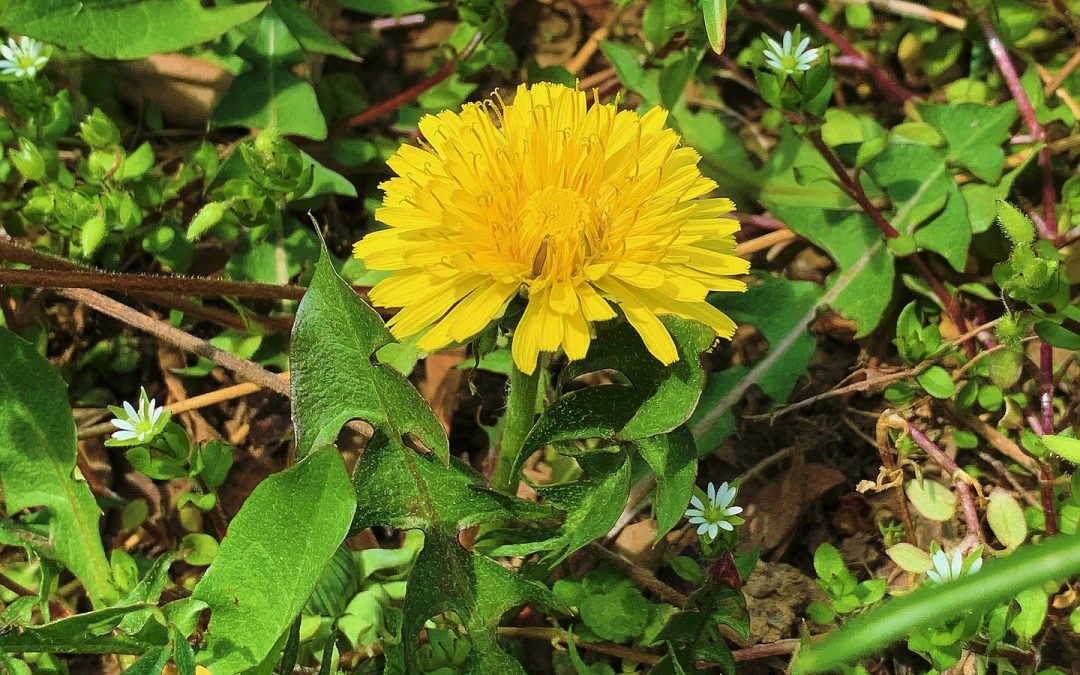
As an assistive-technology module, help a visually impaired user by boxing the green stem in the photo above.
[494,359,546,492]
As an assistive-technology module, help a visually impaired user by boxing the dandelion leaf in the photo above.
[0,328,116,607]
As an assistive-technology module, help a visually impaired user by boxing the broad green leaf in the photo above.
[691,274,823,450]
[758,126,855,210]
[394,529,567,674]
[0,605,158,654]
[564,317,716,441]
[599,41,660,104]
[292,242,562,673]
[633,426,696,539]
[916,365,956,399]
[1012,586,1048,639]
[193,445,356,674]
[351,430,557,534]
[290,242,447,461]
[905,479,957,522]
[1,0,268,59]
[272,0,357,60]
[866,143,970,271]
[211,11,328,139]
[0,328,116,606]
[921,102,1018,184]
[795,532,1080,673]
[987,491,1028,551]
[659,48,705,109]
[960,150,1036,233]
[124,647,171,675]
[504,454,632,563]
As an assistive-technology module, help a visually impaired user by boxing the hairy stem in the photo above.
[976,12,1058,240]
[494,361,545,492]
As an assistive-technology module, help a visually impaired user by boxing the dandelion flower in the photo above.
[925,545,982,585]
[0,36,50,79]
[763,30,820,75]
[354,83,748,373]
[108,388,170,446]
[685,481,744,541]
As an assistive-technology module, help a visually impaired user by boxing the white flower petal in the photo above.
[111,429,138,441]
[707,482,717,503]
[718,520,734,531]
[724,506,743,516]
[765,37,783,56]
[926,569,943,585]
[697,523,711,535]
[123,400,138,420]
[688,516,707,524]
[949,550,963,579]
[685,509,705,518]
[782,31,793,53]
[111,418,136,431]
[968,557,983,575]
[708,523,719,540]
[796,36,811,57]
[690,496,704,510]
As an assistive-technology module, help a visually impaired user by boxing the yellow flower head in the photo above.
[354,83,748,374]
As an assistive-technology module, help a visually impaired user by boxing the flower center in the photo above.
[517,187,597,282]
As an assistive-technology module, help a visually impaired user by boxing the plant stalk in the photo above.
[494,360,545,492]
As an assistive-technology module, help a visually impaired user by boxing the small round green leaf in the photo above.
[905,479,957,522]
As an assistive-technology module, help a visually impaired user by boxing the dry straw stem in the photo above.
[57,288,291,397]
[77,376,290,440]
[828,0,965,30]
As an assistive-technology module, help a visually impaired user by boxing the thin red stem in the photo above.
[807,131,976,357]
[797,2,916,103]
[346,32,481,129]
[906,422,983,543]
[976,13,1057,240]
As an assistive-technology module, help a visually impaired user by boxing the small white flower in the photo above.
[763,30,820,75]
[0,36,50,80]
[925,545,983,585]
[108,388,170,446]
[685,481,744,541]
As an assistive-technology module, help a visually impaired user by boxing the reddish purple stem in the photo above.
[906,423,983,542]
[976,13,1058,240]
[796,2,916,104]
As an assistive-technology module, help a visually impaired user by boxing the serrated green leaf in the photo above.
[0,605,158,654]
[193,445,356,674]
[272,0,358,60]
[394,527,567,674]
[866,144,970,271]
[921,102,1018,184]
[0,328,116,607]
[351,430,558,533]
[290,241,448,461]
[564,317,715,441]
[1043,435,1080,463]
[1,0,268,59]
[496,454,632,563]
[691,274,823,450]
[633,426,696,539]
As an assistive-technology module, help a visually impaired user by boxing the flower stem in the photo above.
[494,360,545,492]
